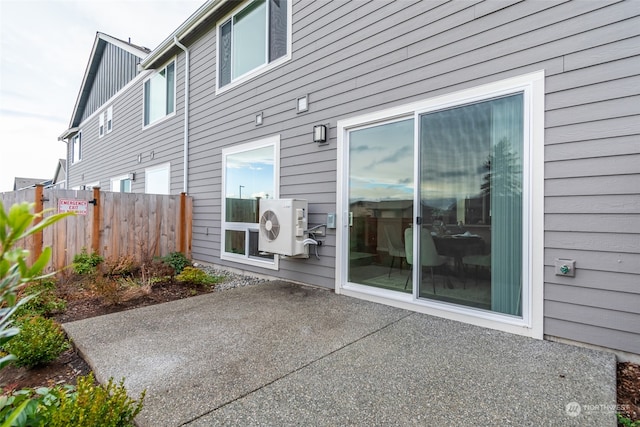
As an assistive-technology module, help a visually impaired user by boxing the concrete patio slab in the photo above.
[63,281,616,426]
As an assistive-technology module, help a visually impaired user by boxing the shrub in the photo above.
[102,255,137,277]
[46,373,145,427]
[1,202,71,371]
[2,315,70,368]
[0,385,72,426]
[175,267,220,286]
[92,276,121,306]
[162,252,191,274]
[15,279,67,318]
[0,375,145,427]
[142,258,174,282]
[72,248,103,275]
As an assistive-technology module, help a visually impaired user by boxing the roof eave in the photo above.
[58,127,79,141]
[67,32,149,130]
[141,0,227,69]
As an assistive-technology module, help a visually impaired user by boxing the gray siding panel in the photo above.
[545,318,640,354]
[80,42,142,122]
[66,0,640,354]
[189,0,640,354]
[68,54,186,195]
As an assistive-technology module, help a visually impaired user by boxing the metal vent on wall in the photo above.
[260,209,280,241]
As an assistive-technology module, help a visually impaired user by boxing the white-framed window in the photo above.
[217,0,291,91]
[111,175,132,193]
[143,60,175,127]
[99,113,105,138]
[221,135,280,269]
[145,162,170,195]
[336,71,545,338]
[71,132,82,164]
[106,106,113,133]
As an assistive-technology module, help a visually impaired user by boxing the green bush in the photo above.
[618,413,640,427]
[0,385,72,427]
[2,315,70,368]
[0,374,145,427]
[175,267,219,286]
[72,248,103,275]
[46,373,145,427]
[162,252,191,274]
[15,279,67,318]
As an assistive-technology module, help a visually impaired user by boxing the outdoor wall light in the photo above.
[313,124,327,144]
[256,112,263,126]
[128,172,136,181]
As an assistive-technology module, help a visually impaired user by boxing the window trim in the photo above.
[335,71,545,339]
[220,135,280,270]
[71,132,82,164]
[142,57,177,129]
[110,174,132,193]
[144,162,171,195]
[106,106,113,133]
[99,113,105,138]
[215,0,292,94]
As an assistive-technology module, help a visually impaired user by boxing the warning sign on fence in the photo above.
[58,199,89,215]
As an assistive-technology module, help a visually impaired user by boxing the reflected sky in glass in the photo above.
[226,145,274,199]
[421,102,491,210]
[349,119,414,202]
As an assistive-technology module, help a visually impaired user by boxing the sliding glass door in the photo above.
[418,94,524,316]
[347,118,414,292]
[345,94,525,318]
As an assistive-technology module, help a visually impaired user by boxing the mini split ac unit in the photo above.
[258,199,308,258]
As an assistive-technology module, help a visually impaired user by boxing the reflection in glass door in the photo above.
[347,119,414,293]
[418,94,524,316]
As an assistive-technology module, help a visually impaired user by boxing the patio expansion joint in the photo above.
[179,311,416,426]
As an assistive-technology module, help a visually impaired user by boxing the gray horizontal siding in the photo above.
[186,0,640,356]
[68,55,187,195]
[545,318,640,354]
[64,0,640,354]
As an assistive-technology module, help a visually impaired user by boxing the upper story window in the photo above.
[99,113,105,138]
[106,106,113,133]
[143,60,175,127]
[217,0,290,90]
[72,132,82,164]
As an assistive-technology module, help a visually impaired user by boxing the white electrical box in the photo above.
[258,199,308,257]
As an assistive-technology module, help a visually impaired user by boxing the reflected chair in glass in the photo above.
[462,254,491,286]
[404,228,450,293]
[381,223,406,277]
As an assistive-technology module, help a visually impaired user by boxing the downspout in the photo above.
[174,36,189,193]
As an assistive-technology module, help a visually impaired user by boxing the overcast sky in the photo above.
[0,0,203,192]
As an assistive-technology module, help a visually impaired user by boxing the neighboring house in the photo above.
[13,177,50,191]
[58,32,151,192]
[49,159,67,189]
[59,0,640,359]
[12,159,67,190]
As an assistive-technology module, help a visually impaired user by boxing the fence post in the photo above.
[92,187,101,255]
[179,192,186,254]
[33,184,44,264]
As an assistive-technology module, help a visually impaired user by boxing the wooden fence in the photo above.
[0,186,192,274]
